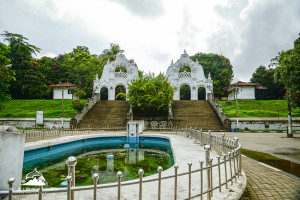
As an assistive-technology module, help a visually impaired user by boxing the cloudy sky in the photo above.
[0,0,299,82]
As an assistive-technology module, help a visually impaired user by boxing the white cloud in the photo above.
[1,0,299,82]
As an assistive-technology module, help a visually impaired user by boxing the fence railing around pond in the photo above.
[4,128,242,200]
[22,125,190,142]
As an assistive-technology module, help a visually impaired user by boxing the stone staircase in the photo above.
[172,100,223,130]
[78,101,130,128]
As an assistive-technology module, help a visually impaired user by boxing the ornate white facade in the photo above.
[166,50,213,100]
[93,54,139,100]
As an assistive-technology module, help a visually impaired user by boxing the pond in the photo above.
[23,136,174,187]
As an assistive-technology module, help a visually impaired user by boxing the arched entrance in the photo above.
[198,87,206,100]
[115,66,127,72]
[115,85,126,100]
[180,85,191,100]
[179,66,191,73]
[100,87,108,100]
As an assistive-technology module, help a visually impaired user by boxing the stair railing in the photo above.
[127,103,133,121]
[168,103,174,127]
[207,94,230,130]
[73,94,99,126]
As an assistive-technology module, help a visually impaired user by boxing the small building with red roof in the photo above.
[50,82,81,100]
[224,81,267,100]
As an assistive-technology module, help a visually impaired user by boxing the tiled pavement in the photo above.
[240,156,300,200]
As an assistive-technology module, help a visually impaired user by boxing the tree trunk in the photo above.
[287,94,293,138]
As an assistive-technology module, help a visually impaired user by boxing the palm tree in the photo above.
[99,43,124,63]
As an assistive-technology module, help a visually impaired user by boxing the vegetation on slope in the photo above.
[218,100,300,118]
[0,99,86,118]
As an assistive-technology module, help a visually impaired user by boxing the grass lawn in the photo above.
[218,100,300,118]
[0,99,87,118]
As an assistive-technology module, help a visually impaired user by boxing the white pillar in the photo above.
[0,128,25,190]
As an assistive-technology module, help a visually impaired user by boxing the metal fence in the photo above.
[3,128,242,200]
[21,126,126,142]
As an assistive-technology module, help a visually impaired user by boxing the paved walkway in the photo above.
[241,156,300,200]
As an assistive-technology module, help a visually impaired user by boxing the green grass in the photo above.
[0,99,87,118]
[218,100,300,118]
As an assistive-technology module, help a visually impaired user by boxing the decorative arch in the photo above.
[198,86,206,100]
[100,86,108,100]
[180,84,191,100]
[166,50,213,100]
[115,84,126,100]
[93,54,138,100]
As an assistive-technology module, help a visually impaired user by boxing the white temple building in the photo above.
[166,50,213,100]
[93,54,139,100]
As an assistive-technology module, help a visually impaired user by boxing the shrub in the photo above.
[74,90,86,99]
[72,100,85,112]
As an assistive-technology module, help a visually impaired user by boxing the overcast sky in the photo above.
[1,0,299,82]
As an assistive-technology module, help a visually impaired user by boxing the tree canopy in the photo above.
[250,65,285,99]
[190,53,234,98]
[273,34,300,108]
[122,74,175,117]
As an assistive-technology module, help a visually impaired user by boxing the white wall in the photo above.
[0,131,25,190]
[0,118,71,129]
[228,86,255,100]
[53,88,73,99]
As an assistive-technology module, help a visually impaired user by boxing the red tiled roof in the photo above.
[50,82,82,90]
[224,81,267,90]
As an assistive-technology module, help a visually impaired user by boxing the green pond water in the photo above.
[22,147,174,188]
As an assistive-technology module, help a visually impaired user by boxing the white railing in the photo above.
[2,128,242,200]
[20,126,126,142]
[114,72,127,78]
[178,71,191,78]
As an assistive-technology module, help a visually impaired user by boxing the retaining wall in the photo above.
[230,117,300,130]
[0,118,71,129]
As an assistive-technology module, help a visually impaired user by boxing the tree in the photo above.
[250,65,285,99]
[190,53,234,98]
[0,42,15,109]
[21,60,51,99]
[121,74,175,117]
[72,90,86,112]
[272,33,300,137]
[99,43,124,63]
[1,31,42,99]
[65,46,103,97]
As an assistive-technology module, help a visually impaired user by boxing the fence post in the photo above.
[221,133,225,153]
[204,145,211,200]
[200,129,203,145]
[199,160,204,200]
[223,154,228,189]
[38,176,45,200]
[232,150,237,181]
[208,130,211,146]
[228,152,233,185]
[8,178,15,200]
[234,137,240,176]
[93,173,99,200]
[188,162,192,200]
[117,171,123,200]
[138,169,144,200]
[174,164,179,200]
[239,146,242,176]
[66,156,77,200]
[157,166,163,200]
[66,176,72,200]
[217,155,221,192]
[209,158,213,197]
[194,127,197,143]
